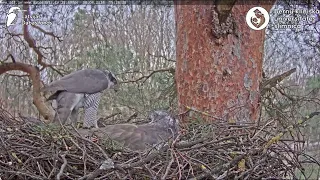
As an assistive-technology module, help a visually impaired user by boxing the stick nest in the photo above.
[0,109,318,180]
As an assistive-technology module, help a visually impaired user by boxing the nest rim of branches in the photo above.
[0,107,319,180]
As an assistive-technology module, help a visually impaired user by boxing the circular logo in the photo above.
[246,7,270,30]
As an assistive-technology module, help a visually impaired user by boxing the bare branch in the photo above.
[147,50,176,62]
[120,67,175,84]
[0,62,54,121]
[56,154,67,180]
[31,24,63,42]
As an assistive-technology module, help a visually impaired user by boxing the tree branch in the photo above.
[0,62,54,121]
[56,154,67,180]
[31,24,63,42]
[121,68,175,84]
[22,4,48,68]
[147,50,176,62]
[260,68,297,96]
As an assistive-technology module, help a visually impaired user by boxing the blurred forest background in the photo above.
[0,0,320,178]
[0,4,177,121]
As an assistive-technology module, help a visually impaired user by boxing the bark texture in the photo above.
[175,1,275,122]
[0,63,54,121]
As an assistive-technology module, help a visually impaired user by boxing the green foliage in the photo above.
[295,160,320,179]
[74,9,87,22]
[85,43,134,73]
[306,76,320,89]
[47,6,177,120]
[76,42,176,118]
[32,123,64,138]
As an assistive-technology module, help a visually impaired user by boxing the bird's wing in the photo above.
[101,124,149,150]
[137,125,172,147]
[103,124,138,140]
[100,124,171,151]
[53,92,83,125]
[41,69,110,94]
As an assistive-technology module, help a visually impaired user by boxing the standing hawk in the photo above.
[42,69,118,128]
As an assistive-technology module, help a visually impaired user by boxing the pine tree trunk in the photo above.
[175,1,275,122]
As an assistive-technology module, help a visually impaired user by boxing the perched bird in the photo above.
[78,110,180,151]
[42,69,118,128]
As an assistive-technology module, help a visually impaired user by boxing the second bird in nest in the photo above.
[78,110,179,151]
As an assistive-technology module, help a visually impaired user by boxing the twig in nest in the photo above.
[161,150,175,180]
[56,153,67,180]
[79,159,114,180]
[125,112,138,123]
[0,107,319,179]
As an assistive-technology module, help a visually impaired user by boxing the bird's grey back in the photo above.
[100,123,174,151]
[92,110,179,151]
[42,69,114,94]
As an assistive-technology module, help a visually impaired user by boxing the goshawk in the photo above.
[42,69,118,128]
[79,110,179,151]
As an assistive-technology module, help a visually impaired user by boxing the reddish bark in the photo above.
[0,3,58,121]
[0,62,54,121]
[175,1,275,122]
